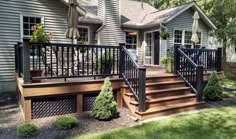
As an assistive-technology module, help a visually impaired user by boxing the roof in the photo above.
[62,0,216,29]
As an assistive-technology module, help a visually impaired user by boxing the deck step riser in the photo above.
[138,104,202,120]
[146,77,179,83]
[146,83,186,91]
[146,90,192,99]
[146,97,197,109]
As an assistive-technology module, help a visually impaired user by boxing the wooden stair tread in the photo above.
[125,87,191,96]
[146,74,177,78]
[135,101,204,115]
[130,93,196,105]
[146,80,185,86]
[121,80,185,88]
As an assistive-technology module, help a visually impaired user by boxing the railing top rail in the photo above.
[178,48,198,67]
[122,46,145,70]
[29,42,120,48]
[180,48,218,51]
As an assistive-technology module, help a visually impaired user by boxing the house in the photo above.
[1,0,222,121]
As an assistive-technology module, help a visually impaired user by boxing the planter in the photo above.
[165,61,174,73]
[30,70,43,83]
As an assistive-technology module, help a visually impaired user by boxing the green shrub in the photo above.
[92,78,117,120]
[16,123,39,137]
[56,116,79,130]
[204,71,223,100]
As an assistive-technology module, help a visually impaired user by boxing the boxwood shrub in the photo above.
[56,116,79,130]
[16,123,39,137]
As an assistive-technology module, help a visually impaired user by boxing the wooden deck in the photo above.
[16,65,223,121]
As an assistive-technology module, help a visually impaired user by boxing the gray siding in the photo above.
[98,0,124,45]
[0,0,70,92]
[165,9,210,48]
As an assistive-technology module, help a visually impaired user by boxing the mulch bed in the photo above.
[0,92,138,139]
[1,92,236,139]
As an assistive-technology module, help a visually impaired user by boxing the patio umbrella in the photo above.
[65,0,80,42]
[191,11,200,48]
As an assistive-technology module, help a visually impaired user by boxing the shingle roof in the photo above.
[66,0,216,29]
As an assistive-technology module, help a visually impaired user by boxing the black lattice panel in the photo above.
[83,91,118,112]
[32,95,77,119]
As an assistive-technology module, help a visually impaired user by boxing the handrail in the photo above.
[122,46,140,69]
[120,43,146,112]
[174,46,204,101]
[178,48,198,67]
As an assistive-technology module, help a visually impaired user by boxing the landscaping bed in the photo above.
[0,93,137,139]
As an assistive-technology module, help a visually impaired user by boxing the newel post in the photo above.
[138,67,146,112]
[23,42,31,84]
[119,43,125,78]
[174,45,180,74]
[216,48,222,72]
[196,65,203,102]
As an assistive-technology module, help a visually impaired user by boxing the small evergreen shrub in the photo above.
[204,71,223,100]
[92,78,117,120]
[56,116,79,130]
[16,123,39,137]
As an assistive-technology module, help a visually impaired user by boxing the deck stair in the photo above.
[121,74,204,120]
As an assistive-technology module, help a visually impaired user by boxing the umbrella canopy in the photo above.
[65,0,80,40]
[191,11,200,46]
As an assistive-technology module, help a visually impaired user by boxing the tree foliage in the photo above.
[204,72,223,101]
[92,78,117,120]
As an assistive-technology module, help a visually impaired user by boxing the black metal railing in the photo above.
[181,47,222,72]
[174,46,222,101]
[120,44,146,112]
[15,42,121,83]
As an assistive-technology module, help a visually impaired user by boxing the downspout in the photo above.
[160,23,167,31]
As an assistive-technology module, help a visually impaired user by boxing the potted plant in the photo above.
[30,23,50,82]
[99,53,113,76]
[160,31,170,40]
[161,57,174,73]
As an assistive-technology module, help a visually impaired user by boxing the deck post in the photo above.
[196,65,203,102]
[23,42,31,84]
[138,67,146,112]
[216,48,222,72]
[119,43,125,78]
[174,45,180,74]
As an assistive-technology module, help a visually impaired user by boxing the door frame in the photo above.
[144,29,161,65]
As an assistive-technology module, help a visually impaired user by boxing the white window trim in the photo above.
[20,14,44,42]
[78,25,90,44]
[173,29,202,47]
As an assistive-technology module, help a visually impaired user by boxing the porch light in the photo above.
[128,32,137,36]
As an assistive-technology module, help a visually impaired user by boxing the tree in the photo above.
[92,78,117,120]
[210,0,236,68]
[203,71,223,100]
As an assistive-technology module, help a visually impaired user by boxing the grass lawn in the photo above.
[222,78,236,97]
[71,106,236,139]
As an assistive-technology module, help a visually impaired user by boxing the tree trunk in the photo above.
[222,39,227,71]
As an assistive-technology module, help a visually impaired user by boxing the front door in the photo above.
[154,32,160,65]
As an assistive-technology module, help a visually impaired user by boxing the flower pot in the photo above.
[30,70,43,83]
[165,61,173,73]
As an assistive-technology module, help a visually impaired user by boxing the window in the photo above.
[125,32,137,49]
[22,16,42,37]
[174,30,182,44]
[78,27,89,43]
[174,30,202,48]
[145,32,152,64]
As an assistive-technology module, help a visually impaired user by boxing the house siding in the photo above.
[0,0,70,93]
[165,9,210,48]
[98,0,124,45]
